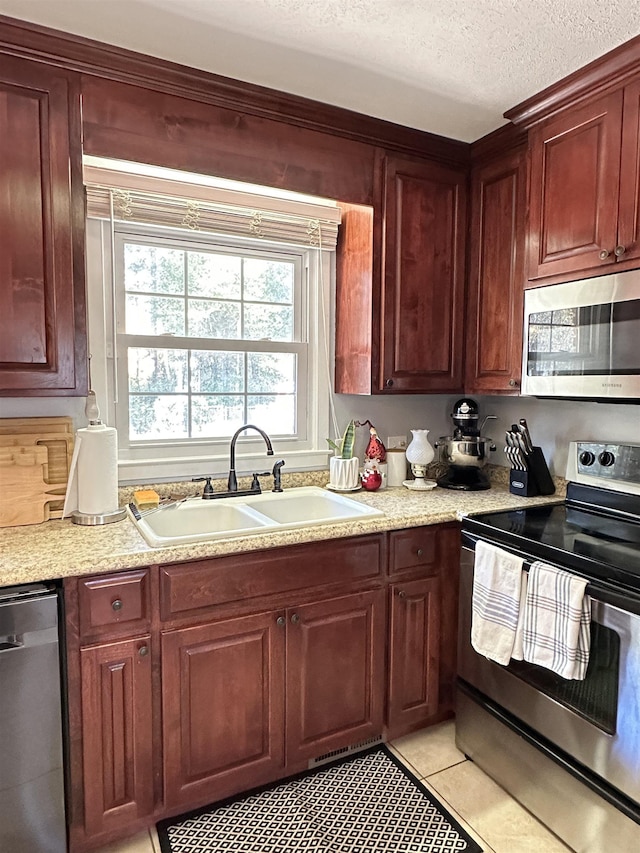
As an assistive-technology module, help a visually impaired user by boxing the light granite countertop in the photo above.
[0,470,564,587]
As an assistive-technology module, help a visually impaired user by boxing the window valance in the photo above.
[83,163,341,250]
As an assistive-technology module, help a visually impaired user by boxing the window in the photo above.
[85,162,339,482]
[117,232,304,442]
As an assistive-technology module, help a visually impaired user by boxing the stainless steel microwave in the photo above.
[521,270,640,399]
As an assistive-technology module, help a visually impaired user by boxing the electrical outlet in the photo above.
[387,435,407,449]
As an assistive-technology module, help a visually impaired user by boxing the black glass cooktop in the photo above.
[463,484,640,592]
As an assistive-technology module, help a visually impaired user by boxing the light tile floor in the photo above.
[95,721,572,853]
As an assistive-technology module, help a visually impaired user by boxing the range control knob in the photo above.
[598,450,615,467]
[579,450,596,467]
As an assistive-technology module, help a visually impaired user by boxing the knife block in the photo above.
[509,446,555,497]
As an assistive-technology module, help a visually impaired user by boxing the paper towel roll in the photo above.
[63,423,120,518]
[386,449,407,487]
[77,424,119,514]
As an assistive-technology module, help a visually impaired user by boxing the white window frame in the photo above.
[86,219,333,484]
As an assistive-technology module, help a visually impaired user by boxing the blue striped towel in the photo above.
[522,561,591,680]
[471,541,524,665]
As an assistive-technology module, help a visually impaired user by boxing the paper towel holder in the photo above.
[69,390,127,525]
[71,508,127,526]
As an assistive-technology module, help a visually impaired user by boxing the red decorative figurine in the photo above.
[360,422,386,463]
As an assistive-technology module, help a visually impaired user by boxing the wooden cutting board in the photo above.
[0,417,74,520]
[0,446,65,527]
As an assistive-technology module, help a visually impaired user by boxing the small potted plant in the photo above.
[326,420,360,490]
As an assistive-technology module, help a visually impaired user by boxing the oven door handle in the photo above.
[461,535,640,616]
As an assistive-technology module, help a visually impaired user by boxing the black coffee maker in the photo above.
[436,398,496,490]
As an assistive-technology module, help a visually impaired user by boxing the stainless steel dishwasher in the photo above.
[0,584,66,852]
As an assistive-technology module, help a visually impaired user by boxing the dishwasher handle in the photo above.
[0,634,24,651]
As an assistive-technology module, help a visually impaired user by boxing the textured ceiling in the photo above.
[2,0,640,141]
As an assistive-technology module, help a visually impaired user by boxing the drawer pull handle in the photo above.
[291,613,300,624]
[276,616,286,627]
[385,378,394,388]
[416,548,424,557]
[398,590,407,599]
[138,645,149,657]
[112,599,123,612]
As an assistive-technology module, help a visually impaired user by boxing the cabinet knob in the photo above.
[599,249,611,260]
[291,613,300,624]
[276,616,286,627]
[385,378,394,388]
[138,645,149,657]
[508,378,520,387]
[416,548,424,557]
[111,599,123,612]
[398,589,407,599]
[614,245,626,257]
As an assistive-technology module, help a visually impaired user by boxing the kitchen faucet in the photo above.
[228,424,274,492]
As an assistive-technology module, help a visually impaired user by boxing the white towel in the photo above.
[522,561,591,680]
[471,541,525,665]
[511,570,528,661]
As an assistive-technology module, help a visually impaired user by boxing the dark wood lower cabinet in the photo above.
[161,611,286,810]
[286,590,386,766]
[387,576,441,736]
[66,526,459,851]
[79,636,154,838]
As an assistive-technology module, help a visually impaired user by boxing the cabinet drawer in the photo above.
[78,569,151,639]
[160,535,385,620]
[389,527,438,576]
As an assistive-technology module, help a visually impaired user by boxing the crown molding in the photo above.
[506,33,640,128]
[0,14,469,167]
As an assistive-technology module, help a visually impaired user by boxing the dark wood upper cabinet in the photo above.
[380,155,466,393]
[0,55,86,395]
[618,78,640,265]
[465,144,526,394]
[527,81,640,280]
[528,91,622,280]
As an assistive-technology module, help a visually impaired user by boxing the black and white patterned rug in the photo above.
[157,746,482,852]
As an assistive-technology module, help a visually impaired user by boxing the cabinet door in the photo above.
[380,155,466,392]
[0,56,86,394]
[618,79,640,264]
[286,589,386,766]
[466,147,526,394]
[387,576,441,739]
[528,91,623,280]
[162,611,285,810]
[80,636,154,837]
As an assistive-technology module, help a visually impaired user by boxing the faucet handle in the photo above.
[251,473,271,492]
[192,476,215,498]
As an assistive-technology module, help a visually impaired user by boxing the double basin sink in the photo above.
[129,486,385,547]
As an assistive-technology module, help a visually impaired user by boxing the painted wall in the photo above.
[335,393,640,478]
[3,393,637,480]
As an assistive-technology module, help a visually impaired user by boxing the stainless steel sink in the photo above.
[128,486,384,547]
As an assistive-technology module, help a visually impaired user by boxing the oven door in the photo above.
[458,536,640,807]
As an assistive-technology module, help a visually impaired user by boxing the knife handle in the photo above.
[518,419,533,453]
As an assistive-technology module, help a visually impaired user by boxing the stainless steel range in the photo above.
[456,441,640,852]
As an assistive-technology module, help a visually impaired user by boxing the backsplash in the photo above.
[3,392,636,484]
[117,463,567,504]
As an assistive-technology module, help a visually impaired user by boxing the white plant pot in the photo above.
[329,456,360,490]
